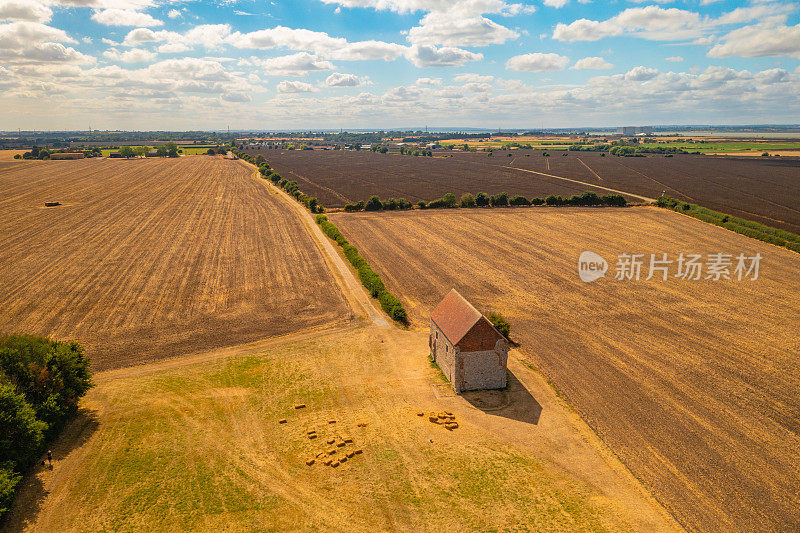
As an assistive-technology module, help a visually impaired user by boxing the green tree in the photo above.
[487,312,511,340]
[0,382,46,467]
[475,192,490,207]
[165,142,179,158]
[118,146,135,158]
[365,196,383,211]
[460,193,476,208]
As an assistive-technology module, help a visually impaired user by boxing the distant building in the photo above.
[430,289,509,393]
[108,152,122,158]
[616,126,654,136]
[50,152,85,160]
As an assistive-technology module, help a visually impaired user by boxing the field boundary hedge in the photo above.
[314,214,409,325]
[656,195,800,253]
[344,191,627,212]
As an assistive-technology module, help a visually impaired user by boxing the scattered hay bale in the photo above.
[336,441,346,448]
[416,411,425,417]
[356,421,368,427]
[308,434,317,439]
[331,460,340,468]
[327,448,337,455]
[354,448,363,455]
[339,455,348,463]
[428,415,438,423]
[328,419,337,424]
[316,452,326,458]
[294,404,306,409]
[445,411,453,416]
[445,422,459,430]
[346,451,355,458]
[326,438,335,445]
[306,458,315,466]
[44,202,61,207]
[323,458,333,466]
[343,437,353,443]
[306,429,316,435]
[278,418,287,424]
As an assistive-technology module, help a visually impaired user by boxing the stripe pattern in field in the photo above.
[0,157,352,370]
[330,207,800,532]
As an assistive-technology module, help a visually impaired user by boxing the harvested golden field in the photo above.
[330,207,800,532]
[5,325,679,532]
[0,157,351,371]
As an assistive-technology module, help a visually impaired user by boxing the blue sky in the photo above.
[1,0,799,130]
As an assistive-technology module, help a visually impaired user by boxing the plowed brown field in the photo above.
[252,149,800,233]
[330,207,800,532]
[0,157,352,370]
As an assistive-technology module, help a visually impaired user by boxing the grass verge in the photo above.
[655,195,800,253]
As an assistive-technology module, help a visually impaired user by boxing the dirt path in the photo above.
[242,162,389,327]
[501,165,656,202]
[576,157,603,182]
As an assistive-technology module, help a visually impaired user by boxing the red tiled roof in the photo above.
[430,289,484,345]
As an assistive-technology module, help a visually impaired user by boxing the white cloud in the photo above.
[0,21,92,64]
[324,72,369,87]
[167,9,181,19]
[665,56,684,62]
[624,65,658,81]
[405,44,483,67]
[506,52,569,72]
[277,79,317,93]
[415,76,442,86]
[708,22,800,59]
[543,0,568,7]
[254,52,335,76]
[407,12,518,46]
[103,47,156,63]
[554,7,702,42]
[454,73,495,82]
[571,56,613,70]
[0,0,52,23]
[91,9,163,27]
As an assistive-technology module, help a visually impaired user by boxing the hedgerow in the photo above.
[341,190,626,211]
[655,195,800,253]
[315,215,409,324]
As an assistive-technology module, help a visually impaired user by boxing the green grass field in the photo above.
[8,326,667,531]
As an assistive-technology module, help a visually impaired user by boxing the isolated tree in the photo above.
[165,142,179,157]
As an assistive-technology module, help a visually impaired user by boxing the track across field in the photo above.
[251,149,800,232]
[330,207,800,532]
[0,156,352,370]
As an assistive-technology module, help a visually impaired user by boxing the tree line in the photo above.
[345,191,627,212]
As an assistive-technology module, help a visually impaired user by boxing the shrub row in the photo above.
[343,191,626,211]
[315,215,408,324]
[256,163,323,214]
[0,335,93,521]
[655,195,800,253]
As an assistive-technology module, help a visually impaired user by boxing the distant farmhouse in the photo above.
[430,289,508,393]
[616,126,654,136]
